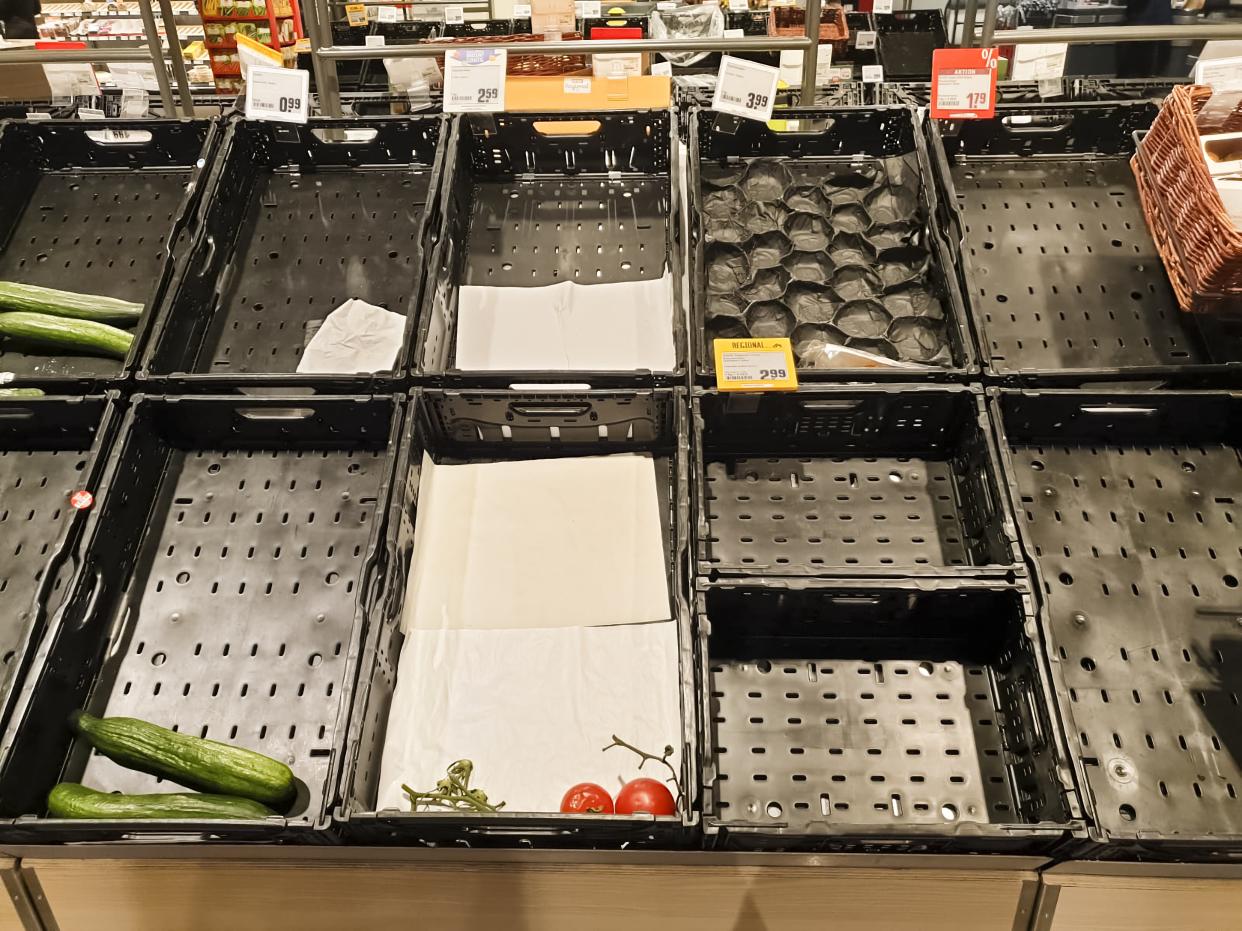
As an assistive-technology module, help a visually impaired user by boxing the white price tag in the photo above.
[855,29,876,50]
[245,66,310,124]
[376,5,399,21]
[861,64,884,83]
[935,70,991,109]
[563,76,592,93]
[443,48,507,112]
[25,111,53,121]
[1037,77,1062,99]
[727,0,748,10]
[872,0,892,13]
[120,87,149,118]
[1195,55,1242,92]
[77,107,106,120]
[109,61,160,91]
[656,1,676,7]
[1011,42,1066,81]
[576,0,601,15]
[365,34,385,46]
[44,63,100,97]
[778,45,832,87]
[723,27,744,37]
[444,4,465,22]
[512,2,532,15]
[651,61,672,76]
[712,55,779,122]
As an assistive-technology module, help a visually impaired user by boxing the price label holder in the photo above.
[376,5,399,21]
[714,338,798,392]
[1194,54,1242,92]
[444,48,507,112]
[651,60,672,76]
[576,0,601,15]
[345,2,368,25]
[872,0,892,13]
[444,4,465,22]
[364,34,385,46]
[77,107,106,120]
[861,64,883,84]
[929,46,998,120]
[513,2,532,15]
[245,65,310,124]
[854,29,875,50]
[712,55,779,123]
[727,0,748,10]
[656,1,675,7]
[120,88,149,118]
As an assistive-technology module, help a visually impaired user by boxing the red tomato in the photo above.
[614,778,676,816]
[560,783,614,814]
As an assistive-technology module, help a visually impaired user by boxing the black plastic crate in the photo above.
[694,387,1019,578]
[884,77,1188,108]
[699,578,1084,852]
[689,105,975,381]
[839,11,877,68]
[992,389,1242,859]
[873,10,945,81]
[583,13,648,36]
[0,395,118,739]
[929,103,1242,384]
[444,18,516,37]
[0,394,405,841]
[303,21,442,94]
[0,119,219,391]
[141,116,448,391]
[414,112,688,386]
[336,388,698,847]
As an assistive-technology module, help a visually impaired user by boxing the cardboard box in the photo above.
[505,73,670,110]
[0,42,53,102]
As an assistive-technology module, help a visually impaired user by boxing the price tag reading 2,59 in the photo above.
[245,66,309,125]
[444,48,507,113]
[712,55,780,123]
[714,337,799,392]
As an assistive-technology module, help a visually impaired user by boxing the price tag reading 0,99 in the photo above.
[713,337,799,391]
[711,55,780,123]
[443,49,507,113]
[244,66,310,125]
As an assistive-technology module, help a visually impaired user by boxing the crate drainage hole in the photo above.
[1059,572,1074,586]
[767,802,782,818]
[940,804,958,821]
[1081,657,1096,672]
[176,572,190,584]
[1226,575,1239,589]
[309,653,322,667]
[1119,804,1136,822]
[917,661,934,677]
[151,653,166,667]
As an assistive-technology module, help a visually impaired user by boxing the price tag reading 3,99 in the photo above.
[443,49,507,113]
[712,55,780,123]
[930,47,999,120]
[245,66,309,124]
[714,337,799,392]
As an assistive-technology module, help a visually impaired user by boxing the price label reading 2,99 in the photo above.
[245,66,310,125]
[714,338,799,392]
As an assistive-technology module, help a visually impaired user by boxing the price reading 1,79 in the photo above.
[966,91,987,108]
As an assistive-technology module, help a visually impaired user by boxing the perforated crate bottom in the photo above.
[1011,441,1242,838]
[77,446,385,821]
[0,447,88,702]
[703,456,972,570]
[0,170,187,379]
[710,658,1016,828]
[197,168,432,375]
[951,160,1209,374]
[462,178,671,288]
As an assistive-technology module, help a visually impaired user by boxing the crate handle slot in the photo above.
[0,407,36,420]
[508,402,593,418]
[827,595,881,605]
[532,120,602,138]
[84,129,153,146]
[236,407,317,421]
[999,114,1072,135]
[767,117,836,136]
[1078,405,1157,416]
[798,399,863,412]
[310,127,380,144]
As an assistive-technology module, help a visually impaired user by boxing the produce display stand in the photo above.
[198,0,304,96]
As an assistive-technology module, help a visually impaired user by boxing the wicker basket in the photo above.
[1134,84,1242,313]
[768,3,848,42]
[421,32,588,77]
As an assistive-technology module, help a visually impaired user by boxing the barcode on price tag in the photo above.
[245,66,310,124]
[930,47,998,119]
[712,55,779,123]
[345,2,367,25]
[444,48,507,112]
[444,4,465,22]
[714,338,798,391]
[854,29,876,49]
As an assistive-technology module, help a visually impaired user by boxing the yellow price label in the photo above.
[713,337,798,392]
[345,3,369,25]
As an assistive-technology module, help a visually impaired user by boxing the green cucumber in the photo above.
[47,783,275,820]
[70,711,297,810]
[0,282,142,324]
[0,312,133,360]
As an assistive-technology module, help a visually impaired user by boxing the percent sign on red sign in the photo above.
[930,47,1000,120]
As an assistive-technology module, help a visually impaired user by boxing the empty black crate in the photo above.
[689,105,974,380]
[303,21,442,93]
[141,117,447,389]
[336,388,697,846]
[0,119,218,390]
[0,395,117,735]
[695,387,1018,577]
[414,111,687,386]
[874,11,945,81]
[993,390,1242,859]
[700,579,1083,852]
[930,103,1242,383]
[0,394,404,841]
